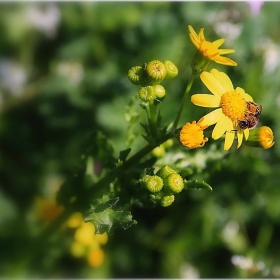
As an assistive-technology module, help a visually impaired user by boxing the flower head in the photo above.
[180,121,208,149]
[259,126,274,149]
[191,69,254,150]
[188,25,237,68]
[246,126,275,149]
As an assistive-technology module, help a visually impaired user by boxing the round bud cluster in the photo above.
[141,165,184,207]
[128,60,178,104]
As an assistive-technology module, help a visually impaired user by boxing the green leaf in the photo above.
[184,179,213,191]
[85,195,137,234]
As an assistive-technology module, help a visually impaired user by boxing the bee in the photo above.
[237,101,262,130]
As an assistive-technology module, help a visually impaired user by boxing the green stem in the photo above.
[123,130,174,169]
[172,72,196,132]
[149,102,158,139]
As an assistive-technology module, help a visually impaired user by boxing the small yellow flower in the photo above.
[191,69,254,150]
[188,25,237,67]
[87,247,105,267]
[74,222,97,246]
[246,126,275,149]
[67,212,108,267]
[34,197,63,224]
[259,126,275,149]
[180,121,208,149]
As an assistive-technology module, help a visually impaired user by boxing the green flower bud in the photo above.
[162,139,173,148]
[146,60,167,85]
[144,175,163,193]
[161,195,175,207]
[191,50,212,74]
[163,173,184,194]
[138,86,156,102]
[152,145,166,157]
[163,60,178,79]
[128,66,148,85]
[154,84,166,99]
[157,165,176,179]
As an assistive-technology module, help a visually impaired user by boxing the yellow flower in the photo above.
[259,126,275,149]
[180,121,208,149]
[246,126,275,149]
[191,69,254,150]
[188,25,237,67]
[34,197,63,224]
[87,247,105,267]
[67,212,108,267]
[74,222,97,246]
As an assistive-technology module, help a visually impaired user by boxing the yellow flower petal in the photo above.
[244,94,253,102]
[244,128,250,140]
[200,71,224,97]
[210,69,234,92]
[191,94,220,107]
[198,108,223,127]
[224,131,235,150]
[219,48,236,55]
[212,38,225,48]
[237,130,244,148]
[213,56,238,66]
[198,28,205,41]
[212,114,232,140]
[189,33,199,48]
[188,25,197,37]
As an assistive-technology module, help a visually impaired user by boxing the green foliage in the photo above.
[85,196,137,234]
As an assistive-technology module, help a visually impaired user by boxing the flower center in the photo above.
[199,40,219,59]
[180,121,208,149]
[220,91,247,121]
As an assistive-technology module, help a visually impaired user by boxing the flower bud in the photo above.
[152,145,166,157]
[245,126,275,149]
[143,175,164,193]
[161,195,175,207]
[128,66,148,86]
[163,173,184,194]
[138,86,156,103]
[146,60,167,85]
[154,84,166,99]
[162,139,173,148]
[164,60,178,79]
[157,165,176,179]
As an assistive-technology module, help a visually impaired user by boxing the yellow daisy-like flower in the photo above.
[180,121,208,149]
[191,69,254,150]
[188,25,237,67]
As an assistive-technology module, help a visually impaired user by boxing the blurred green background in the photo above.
[0,1,280,278]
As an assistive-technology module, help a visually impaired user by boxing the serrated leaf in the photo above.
[114,210,137,230]
[85,195,137,234]
[184,179,213,191]
[85,208,114,234]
